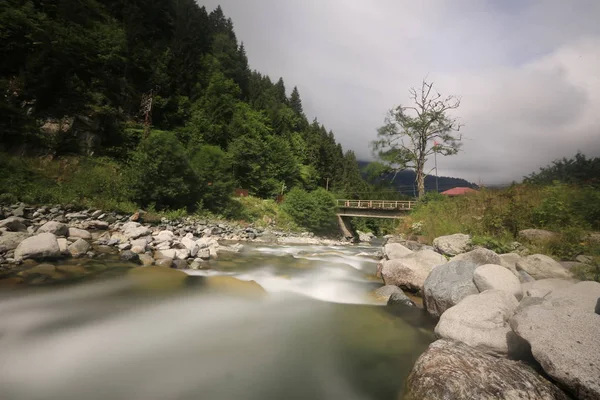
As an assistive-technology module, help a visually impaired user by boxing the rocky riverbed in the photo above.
[376,233,600,399]
[0,202,349,280]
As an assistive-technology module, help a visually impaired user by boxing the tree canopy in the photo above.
[372,80,463,198]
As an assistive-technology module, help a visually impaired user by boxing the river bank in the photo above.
[0,202,353,275]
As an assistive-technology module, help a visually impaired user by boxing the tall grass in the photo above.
[401,184,600,260]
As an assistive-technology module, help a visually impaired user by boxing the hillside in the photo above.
[358,161,478,196]
[0,1,367,211]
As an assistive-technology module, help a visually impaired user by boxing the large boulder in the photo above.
[68,227,92,240]
[37,221,68,237]
[498,252,521,275]
[14,233,61,261]
[383,242,413,260]
[452,247,502,266]
[120,222,151,240]
[432,233,471,256]
[0,216,27,232]
[473,264,523,299]
[67,238,90,258]
[516,254,572,280]
[405,339,570,400]
[544,280,600,311]
[523,278,574,298]
[0,232,30,253]
[423,260,479,317]
[511,302,600,399]
[434,290,523,357]
[518,229,559,243]
[380,249,446,291]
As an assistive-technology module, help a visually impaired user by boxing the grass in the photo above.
[400,184,600,264]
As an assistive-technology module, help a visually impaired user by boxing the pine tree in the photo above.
[290,86,303,116]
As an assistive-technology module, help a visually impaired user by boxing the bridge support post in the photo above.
[337,215,357,242]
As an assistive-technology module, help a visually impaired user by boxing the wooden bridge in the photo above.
[335,199,414,239]
[335,199,415,219]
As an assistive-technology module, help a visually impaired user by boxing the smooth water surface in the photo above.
[0,244,435,400]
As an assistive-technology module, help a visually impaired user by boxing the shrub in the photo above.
[282,188,337,234]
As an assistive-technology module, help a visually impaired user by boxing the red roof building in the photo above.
[440,187,478,196]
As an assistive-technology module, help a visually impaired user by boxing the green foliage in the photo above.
[127,130,198,210]
[282,188,337,234]
[471,235,515,255]
[525,152,600,187]
[188,145,235,212]
[372,80,462,198]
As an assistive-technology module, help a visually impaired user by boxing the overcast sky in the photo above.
[200,0,600,184]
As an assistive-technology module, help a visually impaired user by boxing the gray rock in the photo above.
[83,220,109,230]
[154,230,174,243]
[452,247,502,266]
[0,232,30,253]
[0,217,27,232]
[516,254,572,280]
[435,290,523,357]
[12,206,25,218]
[121,222,151,240]
[373,285,403,301]
[172,259,188,270]
[576,255,593,264]
[473,264,523,299]
[68,227,92,240]
[155,249,176,259]
[38,221,68,236]
[68,238,90,258]
[181,236,199,257]
[383,242,413,260]
[120,250,141,264]
[523,278,574,298]
[65,212,88,219]
[155,258,174,268]
[423,260,480,317]
[57,238,69,254]
[518,270,536,283]
[498,252,522,275]
[511,304,600,399]
[387,291,416,307]
[357,230,375,242]
[596,298,600,315]
[518,229,560,243]
[544,281,600,312]
[117,243,132,251]
[198,248,211,261]
[405,339,570,400]
[138,254,154,267]
[14,233,61,261]
[131,246,146,254]
[380,249,446,291]
[433,233,471,256]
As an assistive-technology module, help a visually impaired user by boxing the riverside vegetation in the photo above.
[396,153,600,281]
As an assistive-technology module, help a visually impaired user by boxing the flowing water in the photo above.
[0,243,436,400]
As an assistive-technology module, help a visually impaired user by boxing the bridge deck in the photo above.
[336,199,415,211]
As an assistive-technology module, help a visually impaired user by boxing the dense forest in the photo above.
[0,0,370,212]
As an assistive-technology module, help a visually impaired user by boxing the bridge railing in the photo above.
[336,199,415,210]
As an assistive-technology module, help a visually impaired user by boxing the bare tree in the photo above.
[372,79,463,198]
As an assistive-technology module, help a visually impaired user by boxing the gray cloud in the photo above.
[199,0,600,184]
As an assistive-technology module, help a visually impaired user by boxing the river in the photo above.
[0,243,436,400]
